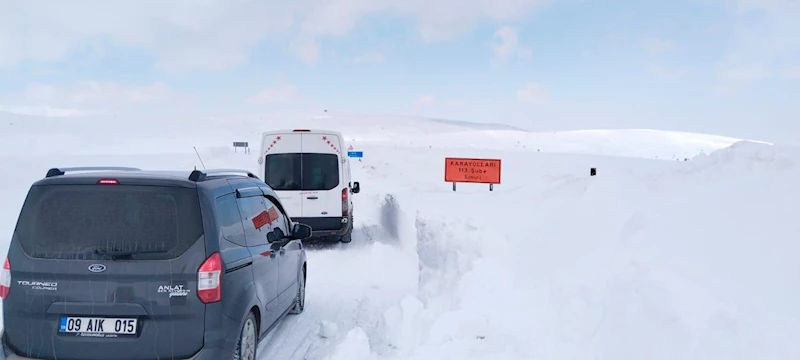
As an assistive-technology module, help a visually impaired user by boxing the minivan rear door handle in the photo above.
[306,196,318,200]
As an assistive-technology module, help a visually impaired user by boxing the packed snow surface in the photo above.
[0,112,796,359]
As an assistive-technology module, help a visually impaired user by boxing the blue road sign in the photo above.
[347,151,363,158]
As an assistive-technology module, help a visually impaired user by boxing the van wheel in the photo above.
[339,232,352,243]
[234,312,258,360]
[290,267,305,314]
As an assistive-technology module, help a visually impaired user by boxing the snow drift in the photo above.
[326,139,800,360]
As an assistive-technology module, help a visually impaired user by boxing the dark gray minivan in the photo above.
[0,167,311,360]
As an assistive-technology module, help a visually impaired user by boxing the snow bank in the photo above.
[326,138,800,359]
[686,140,796,173]
[327,327,374,360]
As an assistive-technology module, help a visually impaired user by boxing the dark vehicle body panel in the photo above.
[1,169,307,360]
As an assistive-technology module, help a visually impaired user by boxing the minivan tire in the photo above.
[339,231,352,243]
[234,312,258,360]
[290,267,306,314]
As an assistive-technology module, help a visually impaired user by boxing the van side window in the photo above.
[215,194,246,247]
[235,195,271,247]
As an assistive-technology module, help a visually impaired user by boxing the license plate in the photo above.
[59,316,137,337]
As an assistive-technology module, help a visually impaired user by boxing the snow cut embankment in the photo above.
[329,140,800,360]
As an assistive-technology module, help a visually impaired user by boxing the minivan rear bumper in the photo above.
[0,348,227,360]
[0,329,234,360]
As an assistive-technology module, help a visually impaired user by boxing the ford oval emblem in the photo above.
[88,264,106,273]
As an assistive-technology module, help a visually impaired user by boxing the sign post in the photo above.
[444,157,502,191]
[233,142,250,154]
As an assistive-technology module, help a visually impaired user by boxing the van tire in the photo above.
[234,312,258,360]
[339,212,353,243]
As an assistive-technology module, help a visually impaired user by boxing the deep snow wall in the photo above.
[328,141,800,360]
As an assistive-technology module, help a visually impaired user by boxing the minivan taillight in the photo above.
[197,252,222,304]
[0,257,10,299]
[342,188,349,217]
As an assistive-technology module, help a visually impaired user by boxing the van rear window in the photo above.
[265,153,340,191]
[13,184,203,260]
[265,153,302,191]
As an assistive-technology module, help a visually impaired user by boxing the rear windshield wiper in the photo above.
[94,248,169,260]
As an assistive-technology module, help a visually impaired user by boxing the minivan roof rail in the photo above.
[45,166,142,178]
[188,169,258,182]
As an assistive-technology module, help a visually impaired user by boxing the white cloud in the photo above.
[0,0,554,68]
[716,63,771,82]
[414,94,437,107]
[489,26,532,61]
[784,66,800,80]
[516,82,549,104]
[289,35,322,64]
[352,51,385,64]
[0,81,184,115]
[645,63,686,79]
[0,105,97,118]
[24,81,179,106]
[247,84,302,104]
[714,0,800,83]
[643,36,676,55]
[0,1,295,71]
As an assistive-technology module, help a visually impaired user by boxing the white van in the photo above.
[257,129,360,242]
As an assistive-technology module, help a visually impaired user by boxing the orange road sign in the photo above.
[444,157,502,184]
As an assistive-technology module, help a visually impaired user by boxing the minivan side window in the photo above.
[215,193,246,247]
[264,197,290,239]
[235,195,271,247]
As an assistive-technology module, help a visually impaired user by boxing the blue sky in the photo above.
[0,0,798,142]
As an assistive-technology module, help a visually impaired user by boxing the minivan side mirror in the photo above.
[351,181,360,194]
[290,223,312,240]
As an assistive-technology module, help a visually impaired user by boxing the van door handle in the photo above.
[279,248,286,256]
[306,196,318,200]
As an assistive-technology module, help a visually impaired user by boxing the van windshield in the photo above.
[14,184,203,260]
[265,153,340,191]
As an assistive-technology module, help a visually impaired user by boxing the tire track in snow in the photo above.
[256,194,415,359]
[256,242,366,360]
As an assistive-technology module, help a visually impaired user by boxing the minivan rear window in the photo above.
[265,153,340,191]
[14,184,203,260]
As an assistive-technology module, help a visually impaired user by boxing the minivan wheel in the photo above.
[339,232,352,243]
[234,312,258,360]
[290,268,305,314]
